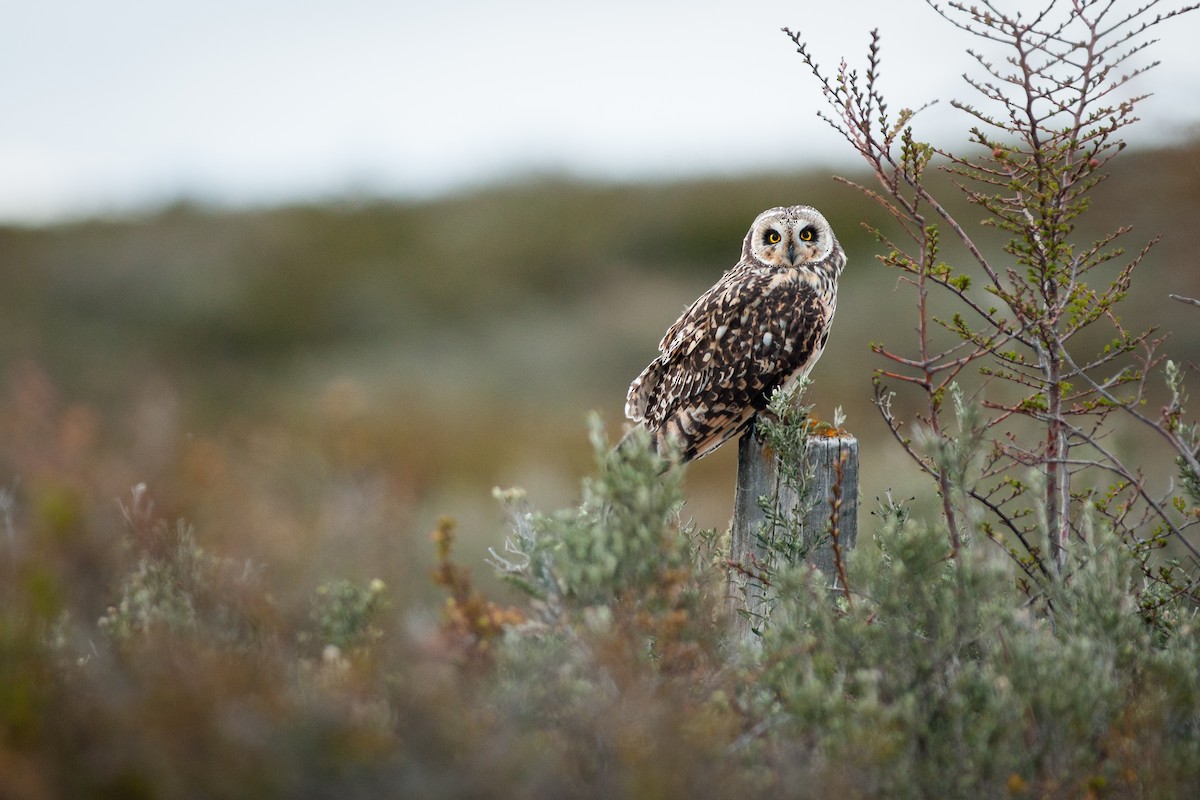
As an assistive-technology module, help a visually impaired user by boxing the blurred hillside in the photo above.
[1,141,1199,600]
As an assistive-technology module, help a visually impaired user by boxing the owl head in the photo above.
[742,205,840,269]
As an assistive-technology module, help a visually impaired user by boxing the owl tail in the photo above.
[625,356,666,422]
[614,423,679,473]
[615,422,654,456]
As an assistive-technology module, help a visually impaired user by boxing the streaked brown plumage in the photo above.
[624,205,845,462]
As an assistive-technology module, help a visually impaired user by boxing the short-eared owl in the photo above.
[624,205,845,462]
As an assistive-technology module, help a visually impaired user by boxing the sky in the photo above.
[3,0,1199,224]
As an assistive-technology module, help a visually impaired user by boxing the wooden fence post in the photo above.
[727,427,859,643]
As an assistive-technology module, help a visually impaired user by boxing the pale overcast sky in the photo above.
[3,0,1198,223]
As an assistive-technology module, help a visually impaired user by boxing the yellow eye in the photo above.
[799,228,815,242]
[765,230,781,245]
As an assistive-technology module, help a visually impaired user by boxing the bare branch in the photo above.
[1170,293,1200,308]
[789,0,1200,587]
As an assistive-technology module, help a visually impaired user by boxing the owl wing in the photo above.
[625,268,831,462]
[624,275,728,422]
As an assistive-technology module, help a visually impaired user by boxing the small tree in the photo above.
[786,0,1200,601]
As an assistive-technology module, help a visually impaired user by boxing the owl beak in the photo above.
[787,242,797,264]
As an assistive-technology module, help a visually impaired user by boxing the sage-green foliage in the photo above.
[754,514,1200,797]
[757,385,815,493]
[98,520,213,640]
[493,416,692,609]
[4,410,1200,797]
[754,384,824,566]
[482,396,1200,795]
[485,410,1200,797]
[301,577,389,652]
[100,488,264,646]
[739,385,1200,795]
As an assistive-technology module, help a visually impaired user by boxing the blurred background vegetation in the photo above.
[2,136,1200,797]
[2,139,1199,606]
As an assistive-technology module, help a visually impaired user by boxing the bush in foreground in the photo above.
[5,409,1199,798]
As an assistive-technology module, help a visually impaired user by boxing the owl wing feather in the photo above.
[626,266,831,462]
[625,272,733,422]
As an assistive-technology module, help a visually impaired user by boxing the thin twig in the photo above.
[1170,293,1200,308]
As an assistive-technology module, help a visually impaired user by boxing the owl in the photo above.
[624,205,845,462]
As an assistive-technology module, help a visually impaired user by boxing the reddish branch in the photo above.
[787,0,1200,589]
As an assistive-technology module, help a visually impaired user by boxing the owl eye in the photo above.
[799,227,816,242]
[764,230,782,245]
